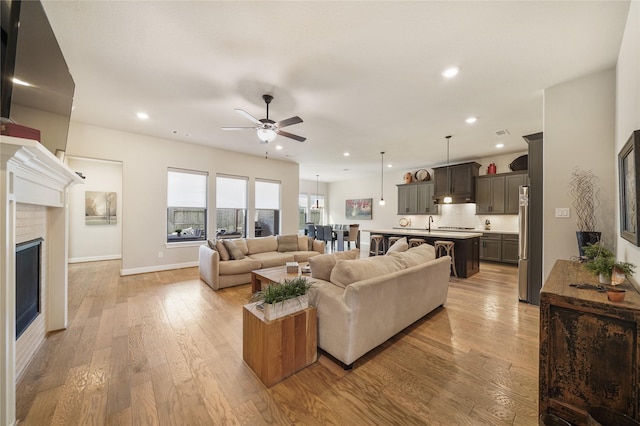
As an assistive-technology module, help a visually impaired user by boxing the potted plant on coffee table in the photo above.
[252,276,313,321]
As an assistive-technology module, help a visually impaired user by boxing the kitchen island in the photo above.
[363,228,482,278]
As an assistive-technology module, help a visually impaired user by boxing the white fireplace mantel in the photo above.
[1,135,83,426]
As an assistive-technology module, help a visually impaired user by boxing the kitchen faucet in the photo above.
[427,216,434,232]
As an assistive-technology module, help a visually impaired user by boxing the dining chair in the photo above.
[346,224,359,249]
[316,225,325,243]
[306,224,316,239]
[322,225,336,251]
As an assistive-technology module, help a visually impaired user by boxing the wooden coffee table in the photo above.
[250,262,310,293]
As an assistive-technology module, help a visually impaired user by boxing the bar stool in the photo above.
[408,238,426,248]
[369,234,385,256]
[388,236,401,248]
[434,240,458,278]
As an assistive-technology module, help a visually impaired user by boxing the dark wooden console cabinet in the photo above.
[539,260,640,424]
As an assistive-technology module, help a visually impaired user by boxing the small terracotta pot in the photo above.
[607,288,626,302]
[403,173,413,184]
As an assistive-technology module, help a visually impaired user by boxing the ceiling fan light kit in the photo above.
[222,94,306,144]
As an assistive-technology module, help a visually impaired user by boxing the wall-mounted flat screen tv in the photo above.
[1,0,75,156]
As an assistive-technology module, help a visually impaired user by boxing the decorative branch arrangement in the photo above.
[569,169,600,232]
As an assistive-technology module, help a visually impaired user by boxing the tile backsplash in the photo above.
[399,204,519,232]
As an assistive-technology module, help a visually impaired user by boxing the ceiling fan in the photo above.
[222,94,306,143]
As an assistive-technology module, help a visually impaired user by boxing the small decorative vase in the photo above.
[404,173,413,184]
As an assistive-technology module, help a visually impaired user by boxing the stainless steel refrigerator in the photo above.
[518,185,529,302]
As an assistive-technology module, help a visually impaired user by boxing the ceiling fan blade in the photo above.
[278,130,306,142]
[221,126,256,130]
[276,116,303,128]
[234,108,262,125]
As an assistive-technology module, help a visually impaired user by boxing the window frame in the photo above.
[166,168,208,243]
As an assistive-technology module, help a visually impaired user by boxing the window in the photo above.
[255,180,280,237]
[216,175,247,238]
[309,195,324,225]
[298,194,308,233]
[167,168,207,242]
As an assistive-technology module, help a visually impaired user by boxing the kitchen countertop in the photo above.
[365,228,483,239]
[391,227,518,235]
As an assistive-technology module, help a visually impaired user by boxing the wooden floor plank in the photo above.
[16,259,540,425]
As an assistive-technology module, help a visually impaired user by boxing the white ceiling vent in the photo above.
[494,129,510,136]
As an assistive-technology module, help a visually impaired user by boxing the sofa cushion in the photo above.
[207,239,217,250]
[291,251,322,263]
[277,235,299,252]
[230,238,249,255]
[223,240,245,260]
[215,239,230,261]
[298,235,312,251]
[329,256,406,288]
[246,236,278,254]
[389,243,436,267]
[248,251,295,268]
[386,237,409,254]
[308,249,359,281]
[219,257,262,275]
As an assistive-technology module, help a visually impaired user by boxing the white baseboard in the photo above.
[120,261,198,276]
[69,254,122,263]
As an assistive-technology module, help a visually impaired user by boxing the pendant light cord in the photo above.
[380,152,385,203]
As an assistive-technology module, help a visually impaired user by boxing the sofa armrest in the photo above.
[199,245,221,290]
[312,239,326,254]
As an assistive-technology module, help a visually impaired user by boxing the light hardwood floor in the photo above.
[16,259,540,425]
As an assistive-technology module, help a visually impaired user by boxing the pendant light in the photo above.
[312,174,320,209]
[444,136,453,204]
[379,151,386,206]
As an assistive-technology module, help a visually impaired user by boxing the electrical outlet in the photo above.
[158,251,163,258]
[555,208,570,218]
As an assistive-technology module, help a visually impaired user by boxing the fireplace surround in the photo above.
[1,136,82,426]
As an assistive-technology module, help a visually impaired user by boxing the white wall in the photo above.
[543,68,617,281]
[65,122,299,275]
[615,1,640,284]
[67,157,123,263]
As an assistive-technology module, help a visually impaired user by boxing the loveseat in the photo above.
[307,241,450,368]
[199,235,325,290]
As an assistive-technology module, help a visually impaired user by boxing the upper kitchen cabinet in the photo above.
[476,171,527,215]
[433,162,481,203]
[397,182,437,215]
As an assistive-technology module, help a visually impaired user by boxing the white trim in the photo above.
[68,254,122,263]
[120,261,198,276]
[164,241,206,249]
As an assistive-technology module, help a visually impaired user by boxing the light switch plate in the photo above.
[555,208,570,218]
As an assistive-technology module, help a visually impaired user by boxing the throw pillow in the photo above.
[329,256,405,288]
[223,240,245,260]
[308,249,359,281]
[207,239,217,250]
[277,235,299,252]
[215,240,230,261]
[386,237,409,254]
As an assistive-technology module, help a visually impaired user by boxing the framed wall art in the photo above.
[85,191,117,225]
[618,130,640,245]
[345,198,372,220]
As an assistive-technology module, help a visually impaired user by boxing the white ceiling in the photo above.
[41,0,630,182]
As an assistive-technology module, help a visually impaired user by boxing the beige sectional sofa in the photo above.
[307,242,450,368]
[199,235,325,290]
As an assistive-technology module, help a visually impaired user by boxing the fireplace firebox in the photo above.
[16,238,43,339]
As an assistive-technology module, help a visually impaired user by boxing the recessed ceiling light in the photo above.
[496,143,504,149]
[465,117,477,124]
[343,152,350,157]
[275,145,283,150]
[442,67,459,78]
[136,112,149,120]
[12,78,32,87]
[387,164,392,168]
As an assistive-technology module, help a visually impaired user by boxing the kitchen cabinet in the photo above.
[505,173,527,214]
[540,260,640,424]
[475,171,526,215]
[479,233,502,262]
[501,234,519,264]
[397,182,436,215]
[476,175,506,214]
[433,162,480,203]
[479,233,519,264]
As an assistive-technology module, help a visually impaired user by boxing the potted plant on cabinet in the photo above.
[569,169,601,257]
[252,276,313,321]
[582,243,636,285]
